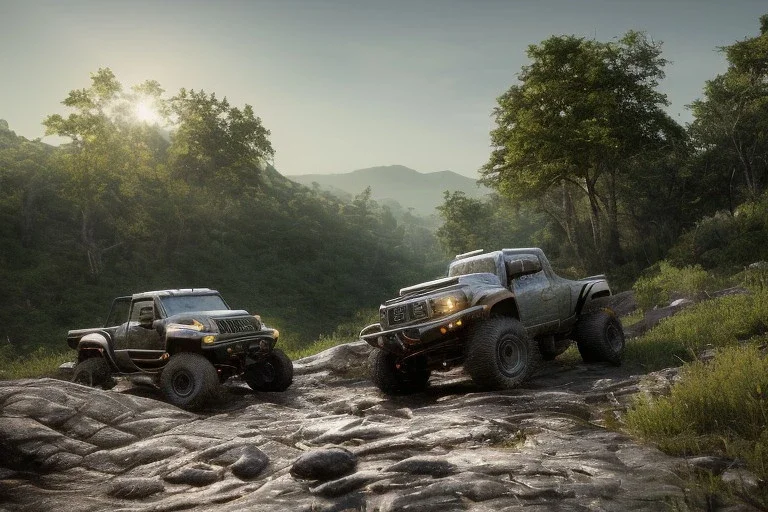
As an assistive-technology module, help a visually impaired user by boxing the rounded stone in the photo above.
[107,478,164,499]
[230,446,270,479]
[164,463,222,486]
[290,447,357,481]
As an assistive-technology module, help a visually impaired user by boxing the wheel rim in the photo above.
[497,335,527,377]
[606,322,624,352]
[261,362,276,383]
[172,370,195,397]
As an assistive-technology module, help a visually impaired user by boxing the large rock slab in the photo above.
[0,345,690,511]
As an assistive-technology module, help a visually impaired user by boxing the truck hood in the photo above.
[165,309,251,322]
[395,273,503,300]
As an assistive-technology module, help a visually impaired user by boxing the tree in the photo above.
[43,69,167,274]
[688,14,768,201]
[482,32,684,266]
[167,89,273,196]
[436,191,491,255]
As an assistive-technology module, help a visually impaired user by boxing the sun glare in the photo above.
[134,99,161,124]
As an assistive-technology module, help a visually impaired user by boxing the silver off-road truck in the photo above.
[67,288,293,409]
[360,248,625,394]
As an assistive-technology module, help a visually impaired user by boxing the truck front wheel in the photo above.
[573,311,625,365]
[465,317,540,390]
[244,349,294,392]
[160,353,219,409]
[72,356,115,389]
[369,349,430,395]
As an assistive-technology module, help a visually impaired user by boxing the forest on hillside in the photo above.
[1,14,767,356]
[439,16,768,284]
[0,75,443,352]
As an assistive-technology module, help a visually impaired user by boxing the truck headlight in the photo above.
[429,292,468,316]
[168,319,210,332]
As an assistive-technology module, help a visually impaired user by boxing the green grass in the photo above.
[0,345,74,380]
[621,309,644,329]
[284,334,351,360]
[625,344,768,506]
[633,261,719,310]
[625,289,768,371]
[283,308,378,361]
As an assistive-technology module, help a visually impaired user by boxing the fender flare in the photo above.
[483,290,520,319]
[576,282,612,315]
[77,332,118,370]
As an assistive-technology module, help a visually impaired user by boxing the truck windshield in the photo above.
[448,256,498,277]
[160,294,229,317]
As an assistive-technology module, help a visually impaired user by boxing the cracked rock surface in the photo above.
[0,342,687,511]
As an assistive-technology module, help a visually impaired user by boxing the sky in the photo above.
[1,0,766,178]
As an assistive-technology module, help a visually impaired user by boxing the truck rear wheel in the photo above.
[573,311,625,365]
[160,353,219,409]
[244,349,294,392]
[465,317,540,389]
[369,349,430,395]
[72,356,115,389]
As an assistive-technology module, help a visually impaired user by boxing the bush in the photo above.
[633,261,715,310]
[668,195,768,271]
[626,344,768,490]
[626,289,768,370]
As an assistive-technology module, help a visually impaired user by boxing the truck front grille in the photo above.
[215,317,257,334]
[386,300,429,326]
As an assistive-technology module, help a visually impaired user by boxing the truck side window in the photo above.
[513,270,546,291]
[510,255,547,292]
[129,300,154,322]
[105,299,130,327]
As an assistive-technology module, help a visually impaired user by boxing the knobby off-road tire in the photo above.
[160,353,219,410]
[244,348,294,392]
[573,310,625,365]
[465,317,540,390]
[72,357,115,389]
[369,348,430,395]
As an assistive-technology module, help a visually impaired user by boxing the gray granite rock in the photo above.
[0,340,733,511]
[290,447,358,481]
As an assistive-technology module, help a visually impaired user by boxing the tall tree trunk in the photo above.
[80,208,103,276]
[605,169,624,265]
[561,180,582,264]
[585,178,603,264]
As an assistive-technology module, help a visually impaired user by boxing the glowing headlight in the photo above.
[429,293,468,316]
[167,319,207,331]
[272,329,280,340]
[202,335,216,344]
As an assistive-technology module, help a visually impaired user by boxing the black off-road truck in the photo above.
[360,248,625,394]
[67,288,293,409]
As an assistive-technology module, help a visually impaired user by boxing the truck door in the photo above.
[508,254,561,329]
[114,299,163,352]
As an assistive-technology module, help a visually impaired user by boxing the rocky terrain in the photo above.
[0,335,708,512]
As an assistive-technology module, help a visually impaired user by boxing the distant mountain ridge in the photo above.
[289,165,490,215]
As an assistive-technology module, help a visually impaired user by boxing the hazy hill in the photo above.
[289,165,490,215]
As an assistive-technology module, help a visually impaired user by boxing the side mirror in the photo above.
[138,306,155,329]
[506,257,542,280]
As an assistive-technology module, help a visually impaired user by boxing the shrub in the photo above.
[626,289,768,370]
[668,195,768,271]
[633,261,714,310]
[626,344,768,485]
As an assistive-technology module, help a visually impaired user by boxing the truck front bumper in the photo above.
[360,305,487,354]
[201,333,277,364]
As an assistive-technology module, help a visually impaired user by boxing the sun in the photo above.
[134,99,162,124]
